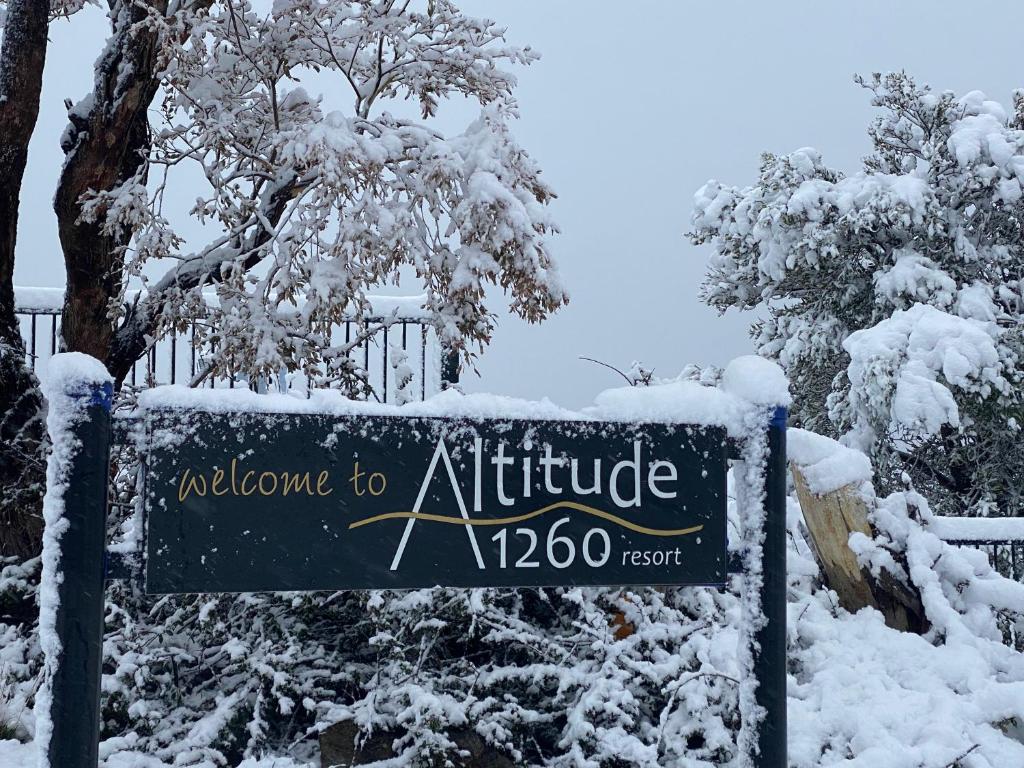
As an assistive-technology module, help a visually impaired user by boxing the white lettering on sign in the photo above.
[389,439,485,571]
[648,460,678,499]
[381,436,695,572]
[473,438,679,510]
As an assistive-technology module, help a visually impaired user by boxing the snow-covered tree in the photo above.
[1,1,573,759]
[691,72,1024,517]
[104,0,566,388]
[0,0,566,553]
[0,0,50,559]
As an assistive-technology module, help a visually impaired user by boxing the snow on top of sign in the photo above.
[788,428,873,495]
[719,354,792,407]
[587,379,747,428]
[136,356,790,436]
[136,386,580,422]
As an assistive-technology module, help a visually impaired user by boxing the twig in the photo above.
[578,356,634,386]
[942,743,979,768]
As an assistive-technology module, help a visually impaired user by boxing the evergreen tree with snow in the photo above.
[692,72,1024,517]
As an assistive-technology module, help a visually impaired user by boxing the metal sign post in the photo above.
[755,406,788,768]
[45,381,112,768]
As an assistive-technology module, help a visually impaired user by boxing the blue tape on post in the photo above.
[71,381,114,411]
[89,382,114,412]
[770,406,788,430]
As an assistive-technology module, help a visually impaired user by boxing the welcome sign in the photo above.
[143,412,728,594]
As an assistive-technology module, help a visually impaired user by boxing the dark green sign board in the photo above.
[143,412,728,594]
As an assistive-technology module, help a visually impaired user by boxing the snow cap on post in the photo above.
[787,428,873,496]
[720,355,791,409]
[40,352,114,409]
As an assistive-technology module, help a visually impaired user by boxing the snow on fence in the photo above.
[15,285,447,402]
[928,516,1024,582]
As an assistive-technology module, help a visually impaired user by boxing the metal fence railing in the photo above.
[929,516,1024,582]
[15,286,453,403]
[931,520,1024,648]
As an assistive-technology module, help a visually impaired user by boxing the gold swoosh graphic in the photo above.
[348,500,704,538]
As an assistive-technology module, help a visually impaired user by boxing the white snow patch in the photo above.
[843,303,1007,446]
[873,248,956,309]
[927,515,1024,543]
[719,355,792,408]
[788,428,873,495]
[11,286,65,312]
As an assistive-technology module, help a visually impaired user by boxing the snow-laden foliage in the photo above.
[0,557,38,743]
[691,72,1024,516]
[84,0,566,391]
[787,487,1024,767]
[97,580,744,766]
[389,338,415,405]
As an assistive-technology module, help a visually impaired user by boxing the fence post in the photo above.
[441,346,460,391]
[754,405,788,767]
[44,375,112,768]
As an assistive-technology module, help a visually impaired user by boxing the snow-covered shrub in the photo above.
[95,579,747,766]
[691,72,1024,516]
[0,557,39,745]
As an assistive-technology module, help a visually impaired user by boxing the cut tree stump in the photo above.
[790,464,927,633]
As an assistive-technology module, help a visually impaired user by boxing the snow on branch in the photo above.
[101,0,565,389]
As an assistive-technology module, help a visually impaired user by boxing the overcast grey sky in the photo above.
[13,1,1024,406]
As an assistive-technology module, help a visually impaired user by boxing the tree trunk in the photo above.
[51,0,240,387]
[0,0,50,558]
[0,341,46,558]
[54,0,167,361]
